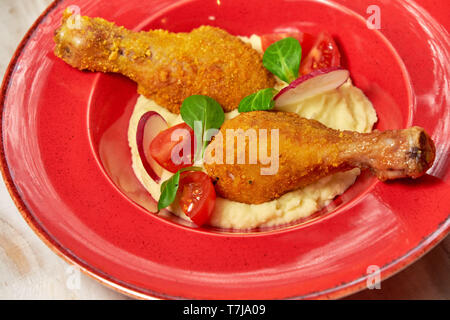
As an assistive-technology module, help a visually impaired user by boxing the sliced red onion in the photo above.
[274,67,350,107]
[136,111,168,183]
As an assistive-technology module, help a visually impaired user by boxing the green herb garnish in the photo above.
[180,95,225,161]
[262,37,302,83]
[238,88,277,113]
[157,166,203,211]
[158,95,224,210]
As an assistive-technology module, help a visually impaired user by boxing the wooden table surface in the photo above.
[0,0,448,300]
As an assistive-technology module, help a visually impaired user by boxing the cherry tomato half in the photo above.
[149,122,194,173]
[299,31,341,75]
[261,31,341,76]
[178,171,216,226]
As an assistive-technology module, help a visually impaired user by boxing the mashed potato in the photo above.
[127,36,377,229]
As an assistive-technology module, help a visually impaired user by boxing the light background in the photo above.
[0,0,448,299]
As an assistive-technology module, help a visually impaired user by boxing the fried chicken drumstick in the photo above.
[54,9,275,113]
[204,111,435,204]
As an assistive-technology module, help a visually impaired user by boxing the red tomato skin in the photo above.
[149,123,194,173]
[261,31,341,77]
[299,31,341,75]
[178,171,216,226]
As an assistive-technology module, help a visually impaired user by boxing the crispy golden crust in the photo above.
[204,111,435,204]
[54,9,275,113]
[204,111,343,204]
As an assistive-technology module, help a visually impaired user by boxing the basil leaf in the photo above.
[158,171,180,211]
[238,88,277,112]
[157,166,203,211]
[180,95,225,160]
[262,37,302,83]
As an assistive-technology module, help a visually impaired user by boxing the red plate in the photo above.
[1,0,449,299]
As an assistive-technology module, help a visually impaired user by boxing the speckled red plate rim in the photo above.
[0,0,448,300]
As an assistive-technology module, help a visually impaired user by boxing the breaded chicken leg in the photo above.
[54,9,275,113]
[204,111,435,204]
